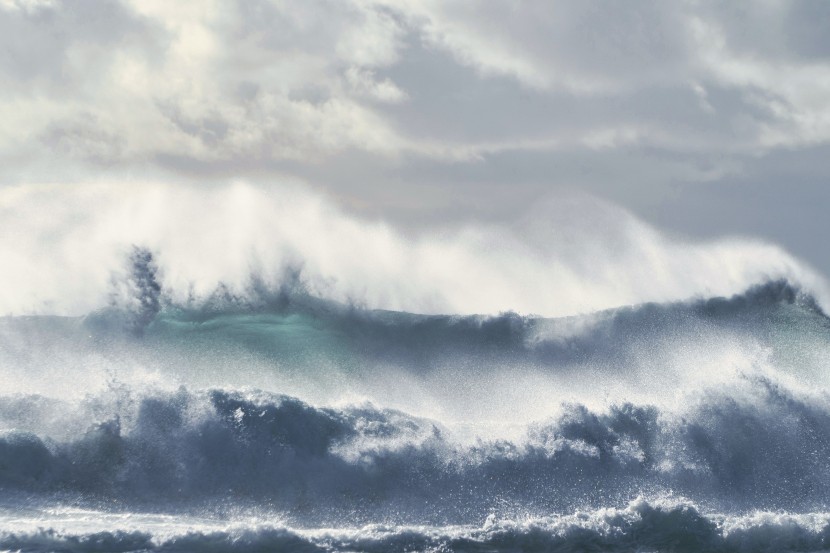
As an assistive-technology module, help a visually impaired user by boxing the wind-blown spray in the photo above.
[1,182,829,552]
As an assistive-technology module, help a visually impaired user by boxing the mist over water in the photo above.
[2,182,830,551]
[1,181,825,317]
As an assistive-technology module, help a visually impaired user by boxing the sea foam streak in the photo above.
[2,183,830,551]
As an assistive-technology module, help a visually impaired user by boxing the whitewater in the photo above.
[3,183,830,552]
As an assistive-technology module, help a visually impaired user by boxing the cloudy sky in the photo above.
[2,0,830,275]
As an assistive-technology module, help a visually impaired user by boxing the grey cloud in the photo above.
[379,39,772,153]
[0,0,161,90]
[0,0,411,167]
[693,1,830,62]
[2,0,829,168]
[2,0,830,276]
[404,0,695,91]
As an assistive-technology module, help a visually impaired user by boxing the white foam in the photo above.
[0,180,825,317]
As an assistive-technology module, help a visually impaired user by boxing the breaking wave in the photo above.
[4,500,830,552]
[0,281,829,529]
[0,182,826,318]
[2,369,830,525]
[3,183,830,550]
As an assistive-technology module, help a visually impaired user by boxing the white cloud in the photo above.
[0,0,413,168]
[1,0,830,178]
[690,14,830,148]
[0,0,55,12]
[346,67,408,104]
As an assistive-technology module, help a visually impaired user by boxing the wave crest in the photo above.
[1,182,826,317]
[1,374,830,524]
[5,500,830,553]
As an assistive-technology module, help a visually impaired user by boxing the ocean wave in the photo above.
[3,500,830,552]
[2,275,830,544]
[3,184,830,550]
[4,277,826,423]
[1,373,830,524]
[2,183,826,318]
[80,277,830,371]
